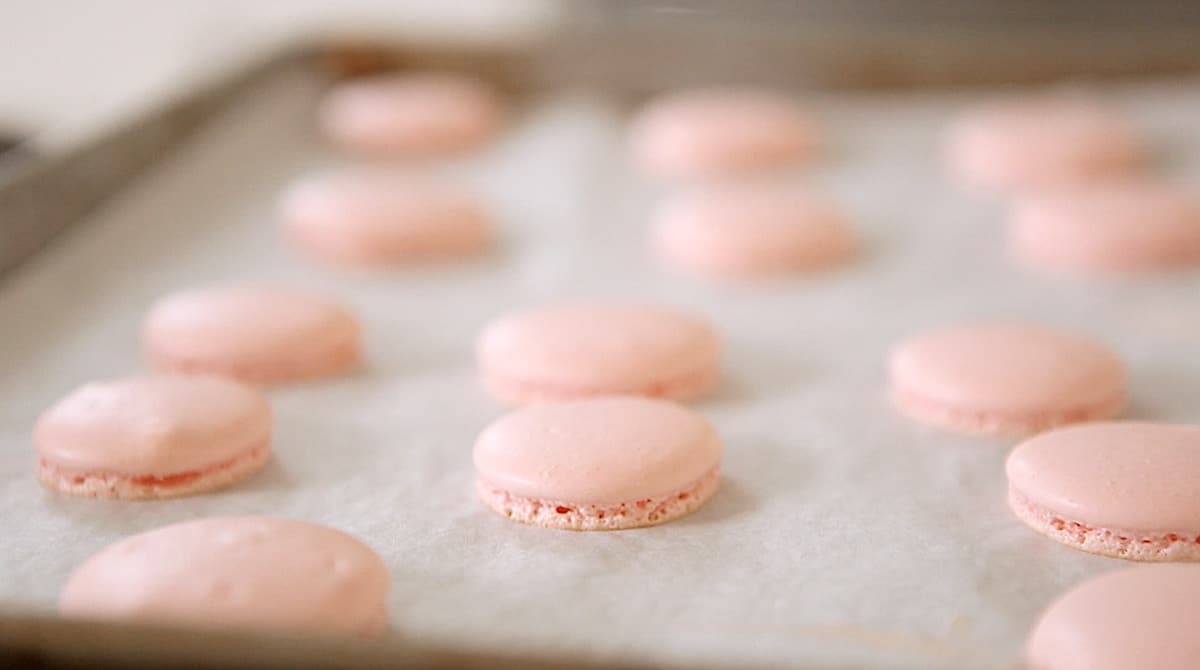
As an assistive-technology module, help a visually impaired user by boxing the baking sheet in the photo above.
[4,62,1200,669]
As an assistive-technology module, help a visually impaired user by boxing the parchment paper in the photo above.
[4,65,1200,669]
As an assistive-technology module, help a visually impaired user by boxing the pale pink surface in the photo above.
[946,97,1144,194]
[473,396,722,507]
[319,72,503,156]
[652,182,856,278]
[892,386,1124,438]
[143,285,361,384]
[280,171,491,267]
[476,302,721,404]
[59,517,390,637]
[35,376,271,478]
[630,87,818,180]
[478,466,720,530]
[888,323,1126,435]
[1025,564,1200,669]
[482,363,717,406]
[1010,179,1200,274]
[1007,422,1200,534]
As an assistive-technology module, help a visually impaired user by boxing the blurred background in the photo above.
[5,0,1200,145]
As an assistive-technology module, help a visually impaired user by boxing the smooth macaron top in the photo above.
[319,72,503,156]
[889,323,1126,415]
[630,87,818,179]
[653,181,856,276]
[946,97,1143,194]
[473,396,722,504]
[477,302,720,392]
[1026,565,1200,670]
[280,171,490,265]
[35,376,270,476]
[60,516,390,636]
[1010,180,1200,273]
[1007,422,1200,531]
[143,285,360,375]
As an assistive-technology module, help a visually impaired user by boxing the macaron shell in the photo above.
[1007,422,1200,532]
[631,88,818,179]
[653,182,856,277]
[473,396,722,505]
[319,72,502,156]
[280,172,491,266]
[1010,181,1200,274]
[889,323,1126,421]
[34,376,271,477]
[143,286,361,383]
[59,517,390,637]
[477,303,720,402]
[947,98,1143,194]
[1026,565,1200,670]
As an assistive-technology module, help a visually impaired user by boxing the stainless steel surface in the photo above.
[0,51,300,280]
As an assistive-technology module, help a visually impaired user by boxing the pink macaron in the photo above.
[34,376,271,499]
[1009,179,1200,275]
[280,171,491,267]
[945,97,1144,194]
[1026,564,1200,669]
[318,71,503,156]
[630,87,819,180]
[888,322,1126,436]
[476,302,721,404]
[652,181,856,278]
[143,285,361,384]
[1007,422,1200,561]
[474,396,722,530]
[59,516,390,637]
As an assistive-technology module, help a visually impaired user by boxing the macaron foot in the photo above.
[37,441,270,500]
[477,466,720,531]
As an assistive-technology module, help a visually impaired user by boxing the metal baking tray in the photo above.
[4,26,1200,670]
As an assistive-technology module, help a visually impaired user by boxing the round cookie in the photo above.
[280,171,491,267]
[318,72,503,156]
[888,323,1126,436]
[945,97,1144,194]
[1007,422,1200,561]
[59,517,390,637]
[652,181,856,278]
[1010,179,1200,275]
[473,396,722,530]
[34,376,271,499]
[1026,564,1200,670]
[630,87,819,180]
[476,302,721,404]
[143,285,361,384]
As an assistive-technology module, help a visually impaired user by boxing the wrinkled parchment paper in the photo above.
[4,66,1200,669]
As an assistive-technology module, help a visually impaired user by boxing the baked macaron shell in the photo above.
[1026,565,1200,670]
[630,88,818,180]
[59,517,390,637]
[280,172,491,267]
[34,376,271,498]
[143,286,361,384]
[476,303,721,403]
[473,396,722,529]
[1007,422,1200,560]
[653,182,856,277]
[888,323,1126,435]
[1010,181,1200,274]
[319,72,503,156]
[946,98,1143,194]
